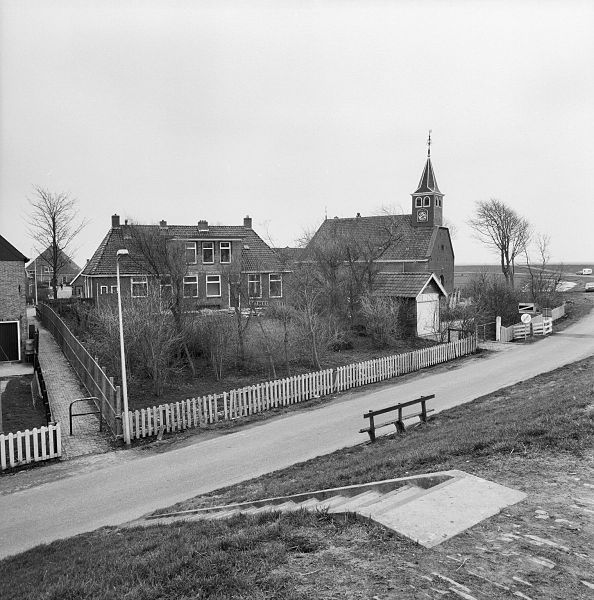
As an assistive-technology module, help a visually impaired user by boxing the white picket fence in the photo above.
[125,336,478,441]
[0,423,62,471]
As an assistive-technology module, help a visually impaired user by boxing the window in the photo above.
[248,274,261,298]
[131,277,148,298]
[220,241,231,263]
[183,275,198,297]
[185,242,197,264]
[269,274,282,298]
[111,285,118,294]
[206,275,221,297]
[202,242,214,263]
[415,197,422,208]
[423,196,430,207]
[160,283,173,300]
[100,285,108,294]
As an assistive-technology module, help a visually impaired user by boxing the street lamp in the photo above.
[116,249,131,445]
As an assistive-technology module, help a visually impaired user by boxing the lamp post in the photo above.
[116,249,131,445]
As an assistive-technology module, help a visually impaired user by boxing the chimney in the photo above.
[198,219,209,231]
[111,214,120,228]
[159,220,167,227]
[356,212,361,218]
[243,215,252,228]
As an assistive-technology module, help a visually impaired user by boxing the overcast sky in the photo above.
[1,0,593,268]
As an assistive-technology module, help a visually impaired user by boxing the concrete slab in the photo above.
[373,470,527,548]
[0,362,33,378]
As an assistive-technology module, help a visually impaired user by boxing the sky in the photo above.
[1,0,593,268]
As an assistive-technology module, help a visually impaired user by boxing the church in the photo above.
[306,142,454,336]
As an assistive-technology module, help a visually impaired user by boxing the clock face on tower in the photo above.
[417,209,428,222]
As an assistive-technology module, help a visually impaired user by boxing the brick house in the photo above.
[304,151,454,336]
[0,235,29,361]
[72,215,288,309]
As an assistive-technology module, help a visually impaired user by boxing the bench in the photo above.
[359,394,435,442]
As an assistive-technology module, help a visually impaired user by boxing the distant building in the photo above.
[0,235,28,361]
[26,247,81,302]
[72,215,288,309]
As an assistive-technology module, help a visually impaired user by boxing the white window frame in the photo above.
[185,242,197,265]
[131,276,148,298]
[183,275,198,298]
[423,196,430,207]
[202,241,214,264]
[220,241,231,264]
[160,283,173,298]
[100,285,108,294]
[415,197,422,208]
[248,274,262,298]
[269,273,282,298]
[206,274,221,298]
[110,285,118,294]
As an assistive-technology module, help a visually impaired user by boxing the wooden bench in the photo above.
[359,394,435,442]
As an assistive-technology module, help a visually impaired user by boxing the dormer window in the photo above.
[185,242,196,264]
[415,197,422,208]
[220,241,231,263]
[423,196,430,207]
[202,242,214,264]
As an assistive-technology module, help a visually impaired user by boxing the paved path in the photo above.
[30,309,114,460]
[1,311,593,559]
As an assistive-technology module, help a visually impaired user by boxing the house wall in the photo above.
[427,228,454,294]
[86,271,286,309]
[0,260,28,356]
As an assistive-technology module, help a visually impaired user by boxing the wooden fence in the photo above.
[126,336,478,441]
[38,303,122,438]
[0,423,62,471]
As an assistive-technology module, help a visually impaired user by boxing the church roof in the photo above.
[308,214,439,261]
[413,157,442,195]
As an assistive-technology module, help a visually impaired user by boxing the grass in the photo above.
[0,375,47,433]
[1,354,593,599]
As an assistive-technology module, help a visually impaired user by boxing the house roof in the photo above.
[0,234,28,262]
[26,248,81,274]
[308,214,440,261]
[373,272,447,298]
[82,223,284,276]
[413,157,442,195]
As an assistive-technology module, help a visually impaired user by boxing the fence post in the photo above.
[495,316,501,341]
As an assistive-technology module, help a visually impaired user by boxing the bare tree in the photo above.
[468,199,531,287]
[525,234,563,307]
[126,223,196,376]
[26,187,87,300]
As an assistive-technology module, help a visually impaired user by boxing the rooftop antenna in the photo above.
[324,205,327,220]
[427,129,432,158]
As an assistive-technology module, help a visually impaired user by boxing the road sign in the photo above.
[521,313,532,324]
[519,302,535,313]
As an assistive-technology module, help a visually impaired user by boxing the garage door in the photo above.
[0,321,20,361]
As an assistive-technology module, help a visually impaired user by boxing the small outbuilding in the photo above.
[373,272,447,337]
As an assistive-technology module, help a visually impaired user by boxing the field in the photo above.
[1,353,593,599]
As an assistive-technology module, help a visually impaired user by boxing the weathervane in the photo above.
[427,129,432,157]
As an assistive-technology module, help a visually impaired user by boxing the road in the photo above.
[1,310,593,560]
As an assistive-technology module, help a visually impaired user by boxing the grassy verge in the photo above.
[2,355,594,598]
[0,376,47,433]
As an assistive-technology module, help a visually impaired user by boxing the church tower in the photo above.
[411,132,443,227]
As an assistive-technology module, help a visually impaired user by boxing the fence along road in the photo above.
[1,309,594,559]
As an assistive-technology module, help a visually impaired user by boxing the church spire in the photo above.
[411,133,444,227]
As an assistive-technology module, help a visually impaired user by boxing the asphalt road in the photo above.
[1,310,593,560]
